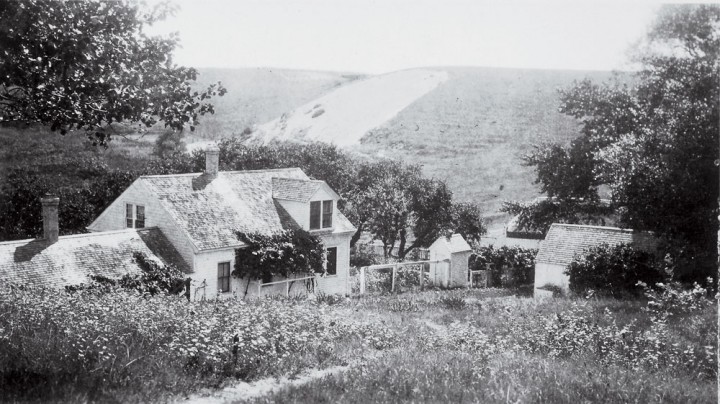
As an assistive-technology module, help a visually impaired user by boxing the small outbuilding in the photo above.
[534,223,657,295]
[429,233,473,288]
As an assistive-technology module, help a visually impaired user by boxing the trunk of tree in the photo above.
[398,229,407,260]
[350,223,364,247]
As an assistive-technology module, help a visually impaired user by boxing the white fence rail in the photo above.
[251,275,316,297]
[357,259,450,295]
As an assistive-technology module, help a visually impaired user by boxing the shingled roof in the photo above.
[138,168,355,251]
[0,227,190,288]
[272,177,337,202]
[536,224,657,267]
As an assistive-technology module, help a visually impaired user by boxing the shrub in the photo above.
[566,243,665,297]
[439,296,467,310]
[470,246,536,288]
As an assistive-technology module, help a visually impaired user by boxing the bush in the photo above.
[566,243,665,297]
[470,246,536,288]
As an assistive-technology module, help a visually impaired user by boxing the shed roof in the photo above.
[137,168,355,251]
[0,227,190,288]
[432,233,473,254]
[535,224,657,267]
[271,177,340,202]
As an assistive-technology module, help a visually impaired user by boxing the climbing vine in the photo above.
[233,230,326,283]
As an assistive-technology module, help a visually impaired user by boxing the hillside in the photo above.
[252,69,448,146]
[187,68,363,142]
[1,66,617,225]
[352,67,615,217]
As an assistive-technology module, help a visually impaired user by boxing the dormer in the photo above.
[272,177,341,232]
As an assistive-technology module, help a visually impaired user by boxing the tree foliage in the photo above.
[469,246,537,288]
[521,5,719,281]
[566,243,666,297]
[233,230,326,283]
[0,0,225,144]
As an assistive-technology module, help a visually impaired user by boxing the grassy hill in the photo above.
[1,66,617,226]
[352,67,614,219]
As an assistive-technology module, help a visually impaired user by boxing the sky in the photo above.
[148,0,665,74]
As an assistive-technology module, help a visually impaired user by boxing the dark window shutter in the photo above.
[310,201,321,229]
[326,247,337,275]
[322,200,333,228]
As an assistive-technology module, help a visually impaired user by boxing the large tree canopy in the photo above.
[0,0,225,144]
[521,5,720,281]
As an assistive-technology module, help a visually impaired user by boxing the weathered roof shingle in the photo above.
[536,224,657,267]
[0,227,190,288]
[140,168,355,251]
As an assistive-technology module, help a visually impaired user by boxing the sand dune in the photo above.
[254,69,448,146]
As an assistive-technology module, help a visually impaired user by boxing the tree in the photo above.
[344,160,484,260]
[521,5,719,282]
[0,0,225,144]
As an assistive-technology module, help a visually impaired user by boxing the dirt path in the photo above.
[183,352,381,404]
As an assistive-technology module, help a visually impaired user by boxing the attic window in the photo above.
[126,203,145,228]
[310,200,333,230]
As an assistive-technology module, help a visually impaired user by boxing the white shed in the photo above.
[429,234,473,288]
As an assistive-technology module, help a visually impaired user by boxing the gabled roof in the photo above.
[431,233,472,254]
[138,168,355,251]
[536,224,657,267]
[0,227,190,288]
[271,177,340,202]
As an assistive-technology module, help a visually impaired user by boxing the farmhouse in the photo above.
[534,223,657,294]
[0,148,356,299]
[87,146,355,299]
[0,195,190,288]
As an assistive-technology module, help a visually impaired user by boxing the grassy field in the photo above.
[353,67,615,214]
[1,284,715,403]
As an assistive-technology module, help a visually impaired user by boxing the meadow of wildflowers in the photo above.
[0,282,716,403]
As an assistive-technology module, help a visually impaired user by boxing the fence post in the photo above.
[420,263,424,291]
[285,280,290,298]
[469,271,473,289]
[257,281,262,296]
[391,264,397,293]
[360,267,366,295]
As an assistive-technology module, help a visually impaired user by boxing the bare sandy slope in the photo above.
[254,69,449,146]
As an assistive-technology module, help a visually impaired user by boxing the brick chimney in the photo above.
[205,145,220,176]
[41,194,59,243]
[193,145,220,191]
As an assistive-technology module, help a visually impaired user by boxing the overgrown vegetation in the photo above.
[566,243,666,297]
[469,246,536,288]
[0,280,715,402]
[234,230,326,284]
[65,252,188,297]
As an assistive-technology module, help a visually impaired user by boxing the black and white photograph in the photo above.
[0,0,717,402]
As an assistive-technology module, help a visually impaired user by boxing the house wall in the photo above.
[449,250,472,288]
[534,263,570,292]
[88,181,197,268]
[316,232,351,295]
[189,231,352,300]
[277,199,309,229]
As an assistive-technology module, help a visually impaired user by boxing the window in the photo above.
[326,247,337,276]
[125,203,146,228]
[218,262,231,293]
[322,200,333,228]
[310,200,333,230]
[135,205,145,228]
[310,201,321,230]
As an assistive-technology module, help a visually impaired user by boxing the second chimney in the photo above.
[41,194,60,243]
[205,145,220,176]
